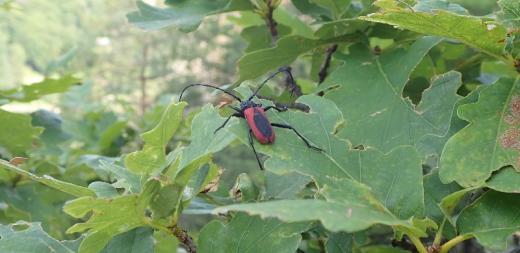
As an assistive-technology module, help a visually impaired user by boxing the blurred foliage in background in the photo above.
[0,0,519,252]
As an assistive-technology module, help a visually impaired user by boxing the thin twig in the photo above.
[264,0,302,97]
[171,225,197,253]
[318,44,338,84]
[265,0,278,44]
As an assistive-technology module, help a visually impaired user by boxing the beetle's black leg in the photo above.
[214,113,242,134]
[271,123,323,151]
[248,129,264,170]
[264,105,288,112]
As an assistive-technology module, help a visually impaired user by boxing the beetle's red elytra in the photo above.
[244,106,275,144]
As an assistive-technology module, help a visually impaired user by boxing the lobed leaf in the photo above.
[63,180,160,253]
[440,77,520,187]
[215,179,424,235]
[458,190,520,251]
[322,38,462,156]
[237,35,355,83]
[125,102,186,175]
[0,109,43,156]
[0,222,75,253]
[0,75,80,103]
[0,159,95,197]
[127,0,253,32]
[198,213,309,253]
[228,95,425,218]
[362,0,508,60]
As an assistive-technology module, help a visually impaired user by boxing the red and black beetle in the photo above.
[179,68,323,170]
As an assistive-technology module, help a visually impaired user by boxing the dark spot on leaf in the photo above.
[500,128,520,149]
[505,115,519,125]
[511,96,520,118]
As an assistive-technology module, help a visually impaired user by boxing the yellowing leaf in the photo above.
[440,78,520,187]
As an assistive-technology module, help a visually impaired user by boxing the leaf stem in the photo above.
[261,1,302,97]
[407,234,428,253]
[439,234,473,253]
[433,218,446,246]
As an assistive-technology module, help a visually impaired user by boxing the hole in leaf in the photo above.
[11,223,30,231]
[353,144,365,150]
[403,77,430,105]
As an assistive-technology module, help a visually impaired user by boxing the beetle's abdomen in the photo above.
[244,107,275,144]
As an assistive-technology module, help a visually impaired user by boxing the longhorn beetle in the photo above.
[179,68,323,170]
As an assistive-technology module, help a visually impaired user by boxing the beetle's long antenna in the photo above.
[248,67,293,101]
[179,84,242,102]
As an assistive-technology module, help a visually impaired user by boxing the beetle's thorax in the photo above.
[239,100,261,110]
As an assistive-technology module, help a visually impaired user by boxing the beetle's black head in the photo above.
[239,100,260,110]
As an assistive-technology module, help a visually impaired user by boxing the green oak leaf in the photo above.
[63,180,160,253]
[0,222,75,253]
[413,0,468,15]
[100,227,154,253]
[0,109,42,156]
[127,0,253,32]
[439,187,476,225]
[440,77,520,187]
[81,157,141,193]
[125,102,186,175]
[0,183,75,239]
[153,230,179,253]
[361,246,410,253]
[162,105,236,220]
[417,87,480,164]
[313,19,367,39]
[326,232,357,253]
[198,213,309,253]
[237,35,356,83]
[0,75,80,102]
[291,0,331,21]
[215,179,424,236]
[240,24,291,52]
[322,38,462,155]
[485,166,520,193]
[88,182,118,198]
[0,159,95,197]
[458,190,520,251]
[310,0,351,19]
[423,171,462,223]
[228,95,425,218]
[362,0,508,61]
[498,0,520,29]
[31,110,71,155]
[230,173,259,202]
[173,104,237,179]
[264,171,312,199]
[238,6,314,50]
